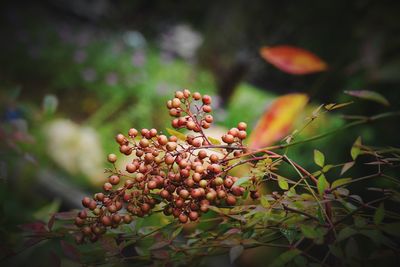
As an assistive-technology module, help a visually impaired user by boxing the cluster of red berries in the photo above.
[74,89,254,244]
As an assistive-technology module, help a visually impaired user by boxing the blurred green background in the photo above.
[0,1,399,266]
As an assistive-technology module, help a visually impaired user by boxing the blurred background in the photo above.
[1,0,399,266]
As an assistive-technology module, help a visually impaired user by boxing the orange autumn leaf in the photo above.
[248,93,309,149]
[260,45,328,75]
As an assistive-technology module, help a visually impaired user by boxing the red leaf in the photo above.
[248,93,309,149]
[19,221,47,233]
[60,240,81,262]
[48,214,56,231]
[260,45,328,75]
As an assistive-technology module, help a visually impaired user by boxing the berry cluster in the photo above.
[74,89,254,243]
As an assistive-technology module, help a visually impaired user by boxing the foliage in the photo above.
[10,89,400,267]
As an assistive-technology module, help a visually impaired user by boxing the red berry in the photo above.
[202,95,212,105]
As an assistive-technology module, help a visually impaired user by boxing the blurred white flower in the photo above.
[43,119,105,185]
[161,24,203,60]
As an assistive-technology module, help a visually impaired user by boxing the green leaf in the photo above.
[374,203,385,225]
[341,161,355,175]
[344,90,390,106]
[300,225,319,239]
[269,249,301,267]
[33,199,61,222]
[337,227,357,242]
[260,196,271,208]
[208,136,221,145]
[322,164,333,173]
[277,176,289,190]
[351,137,362,160]
[233,176,251,187]
[229,245,244,263]
[165,128,186,141]
[280,227,298,245]
[324,101,353,111]
[331,178,352,189]
[317,174,329,196]
[314,149,325,167]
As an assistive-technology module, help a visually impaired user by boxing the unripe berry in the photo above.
[101,216,112,226]
[206,192,216,201]
[157,135,168,145]
[210,164,221,173]
[237,122,247,131]
[175,91,184,99]
[192,138,202,147]
[217,189,227,199]
[199,179,208,188]
[195,165,205,174]
[214,177,224,186]
[166,142,177,151]
[183,89,191,98]
[160,189,170,199]
[82,226,92,236]
[103,182,113,191]
[125,179,134,189]
[222,134,235,144]
[108,204,117,213]
[224,178,234,188]
[179,189,190,199]
[179,213,188,223]
[202,105,212,113]
[209,154,219,163]
[141,203,151,213]
[238,130,247,140]
[149,128,157,137]
[198,150,207,159]
[112,214,121,223]
[193,92,201,100]
[123,214,133,223]
[165,155,175,165]
[74,217,84,226]
[228,128,239,137]
[202,95,212,105]
[144,153,154,163]
[204,115,213,124]
[141,128,149,136]
[108,175,120,185]
[226,195,237,205]
[201,121,210,129]
[167,100,173,109]
[128,128,138,137]
[95,193,104,201]
[107,153,117,163]
[193,172,202,182]
[186,121,196,130]
[82,197,91,207]
[172,98,181,108]
[169,136,178,142]
[116,134,126,145]
[120,145,132,155]
[139,139,150,148]
[172,118,179,128]
[169,108,179,117]
[126,163,137,173]
[147,180,157,189]
[189,211,199,221]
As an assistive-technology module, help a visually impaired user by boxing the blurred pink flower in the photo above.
[81,68,97,82]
